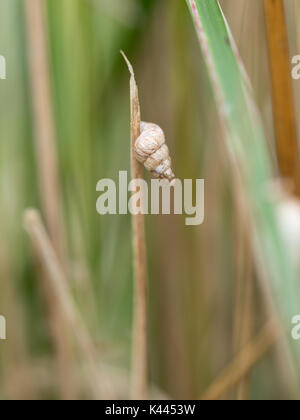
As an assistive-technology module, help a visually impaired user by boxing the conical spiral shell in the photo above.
[135,122,175,181]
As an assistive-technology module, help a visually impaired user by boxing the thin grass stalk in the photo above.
[264,0,300,196]
[34,254,78,399]
[236,258,253,400]
[201,319,280,400]
[24,0,66,263]
[232,185,254,400]
[23,209,106,400]
[232,248,254,400]
[232,186,250,352]
[24,0,75,399]
[121,51,148,400]
[233,166,297,398]
[24,210,78,400]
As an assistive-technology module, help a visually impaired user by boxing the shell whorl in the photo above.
[135,122,175,181]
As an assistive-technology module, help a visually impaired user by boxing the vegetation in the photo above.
[0,0,300,400]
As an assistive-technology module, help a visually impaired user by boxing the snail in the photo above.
[135,122,175,181]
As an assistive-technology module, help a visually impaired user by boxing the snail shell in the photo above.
[135,122,175,181]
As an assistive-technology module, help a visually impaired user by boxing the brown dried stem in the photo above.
[24,209,105,400]
[24,0,73,398]
[121,51,148,400]
[201,319,281,400]
[232,185,254,400]
[24,0,66,261]
[264,0,300,196]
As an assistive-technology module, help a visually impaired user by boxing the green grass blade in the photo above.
[186,0,300,383]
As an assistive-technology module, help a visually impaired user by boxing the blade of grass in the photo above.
[121,51,148,400]
[264,0,300,196]
[186,0,300,385]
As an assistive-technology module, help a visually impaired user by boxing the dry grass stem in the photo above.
[201,319,281,400]
[236,261,253,400]
[23,209,106,400]
[24,0,66,261]
[232,189,254,400]
[264,0,300,196]
[121,51,148,400]
[24,0,73,398]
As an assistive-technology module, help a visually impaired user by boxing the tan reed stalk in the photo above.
[24,0,66,261]
[232,186,254,400]
[23,209,107,400]
[121,51,148,400]
[236,258,253,400]
[201,319,281,400]
[24,0,76,399]
[35,262,78,399]
[264,0,300,196]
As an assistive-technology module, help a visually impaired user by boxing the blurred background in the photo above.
[0,0,300,400]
